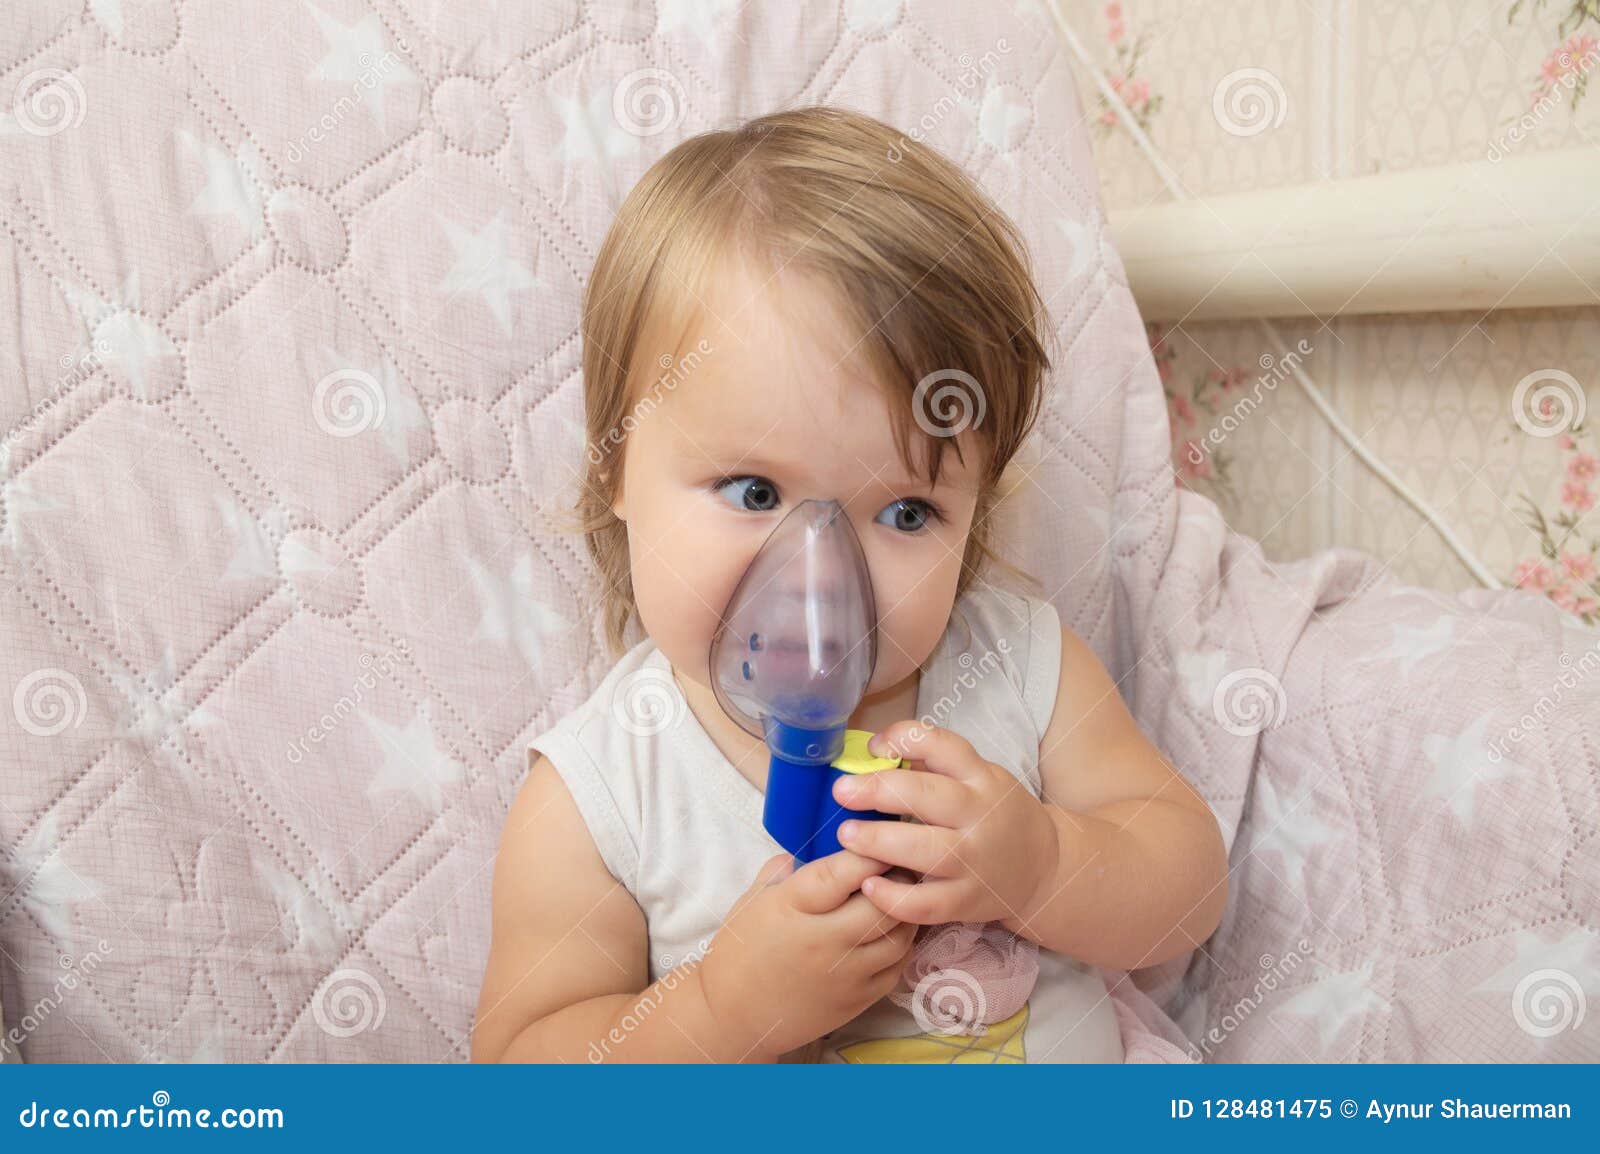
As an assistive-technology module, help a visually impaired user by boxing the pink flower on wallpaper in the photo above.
[1560,551,1597,582]
[1550,582,1600,617]
[1561,479,1596,511]
[1567,451,1599,480]
[1169,393,1194,427]
[1536,34,1598,96]
[1513,559,1557,590]
[1106,3,1125,44]
[1559,434,1576,450]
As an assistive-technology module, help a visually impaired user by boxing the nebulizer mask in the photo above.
[710,499,904,862]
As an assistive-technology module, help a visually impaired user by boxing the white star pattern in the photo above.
[657,0,743,46]
[361,705,462,811]
[1245,772,1338,898]
[3,814,102,944]
[1364,616,1457,680]
[843,0,903,34]
[467,553,570,670]
[0,470,63,559]
[1178,647,1230,713]
[976,81,1031,153]
[304,2,419,135]
[1054,215,1094,283]
[554,81,643,169]
[258,854,343,961]
[1275,962,1391,1053]
[435,210,537,337]
[177,129,267,240]
[1420,711,1534,827]
[1476,927,1599,995]
[92,310,180,400]
[316,346,426,464]
[215,496,284,583]
[106,646,221,747]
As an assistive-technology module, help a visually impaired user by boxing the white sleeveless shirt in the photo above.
[529,583,1124,1063]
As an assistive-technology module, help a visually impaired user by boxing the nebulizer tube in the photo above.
[710,499,905,863]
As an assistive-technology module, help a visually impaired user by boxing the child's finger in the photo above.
[833,767,966,825]
[869,722,989,784]
[787,849,889,914]
[757,852,795,887]
[836,815,960,877]
[858,873,965,925]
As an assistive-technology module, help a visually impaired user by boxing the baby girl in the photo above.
[473,105,1226,1063]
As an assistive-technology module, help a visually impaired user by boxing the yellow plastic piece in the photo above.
[836,1003,1030,1063]
[830,728,905,775]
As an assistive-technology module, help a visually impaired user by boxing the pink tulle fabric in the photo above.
[887,923,1201,1062]
[888,921,1040,1033]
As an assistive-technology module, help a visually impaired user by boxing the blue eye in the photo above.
[876,499,938,534]
[713,476,781,512]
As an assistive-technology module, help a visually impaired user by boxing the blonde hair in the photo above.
[566,105,1053,659]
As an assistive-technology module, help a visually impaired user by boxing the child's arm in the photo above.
[833,625,1227,972]
[1006,624,1229,970]
[472,755,741,1062]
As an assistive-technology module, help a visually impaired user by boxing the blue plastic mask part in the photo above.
[709,498,898,861]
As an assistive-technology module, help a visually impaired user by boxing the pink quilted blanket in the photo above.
[1,1,1594,1062]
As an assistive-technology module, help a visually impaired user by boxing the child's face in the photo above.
[612,252,984,702]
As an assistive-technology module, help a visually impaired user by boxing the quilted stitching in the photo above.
[1,1,1595,1063]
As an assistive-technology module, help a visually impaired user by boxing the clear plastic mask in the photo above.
[710,499,877,743]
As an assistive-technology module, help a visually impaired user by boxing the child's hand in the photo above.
[830,722,1059,928]
[698,850,918,1061]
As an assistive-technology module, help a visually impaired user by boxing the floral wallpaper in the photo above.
[1067,0,1600,623]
